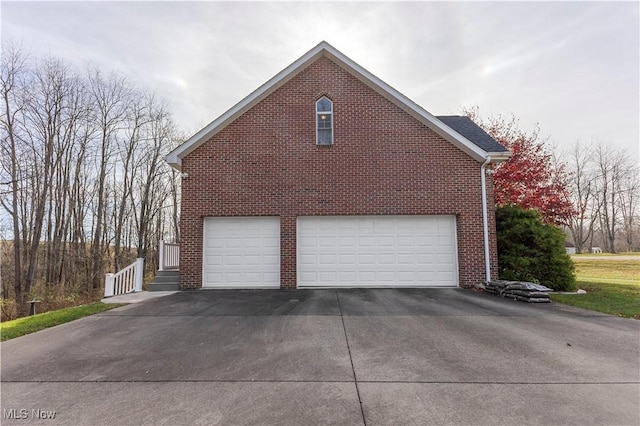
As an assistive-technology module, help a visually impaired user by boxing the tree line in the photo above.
[1,43,637,318]
[466,108,639,254]
[565,141,639,253]
[1,44,182,315]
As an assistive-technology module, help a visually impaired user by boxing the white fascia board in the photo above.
[166,41,494,169]
[166,42,329,169]
[320,45,489,162]
[486,152,512,163]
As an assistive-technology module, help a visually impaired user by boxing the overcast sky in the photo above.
[2,1,639,158]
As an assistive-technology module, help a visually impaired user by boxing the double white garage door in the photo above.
[202,216,458,288]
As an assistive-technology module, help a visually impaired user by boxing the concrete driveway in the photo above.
[1,289,639,425]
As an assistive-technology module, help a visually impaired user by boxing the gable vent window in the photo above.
[316,97,333,145]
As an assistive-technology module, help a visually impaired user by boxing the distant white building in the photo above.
[565,242,576,255]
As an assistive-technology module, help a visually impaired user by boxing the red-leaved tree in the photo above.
[464,108,574,225]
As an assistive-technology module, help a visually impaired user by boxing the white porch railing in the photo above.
[159,240,179,271]
[104,258,144,297]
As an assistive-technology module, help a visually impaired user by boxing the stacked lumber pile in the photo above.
[485,280,552,303]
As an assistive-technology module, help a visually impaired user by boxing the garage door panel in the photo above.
[397,271,416,282]
[377,221,395,231]
[319,236,337,246]
[244,272,261,281]
[263,255,279,265]
[438,233,454,243]
[205,255,223,266]
[264,272,279,281]
[378,271,395,281]
[338,254,356,265]
[415,254,433,264]
[297,216,458,288]
[224,255,243,266]
[241,239,261,249]
[395,220,414,231]
[300,272,316,282]
[299,254,316,265]
[203,217,280,288]
[436,272,456,282]
[396,253,415,264]
[244,255,261,265]
[358,254,376,264]
[263,239,279,249]
[415,271,432,281]
[357,220,375,231]
[397,236,415,247]
[206,238,224,249]
[359,271,376,283]
[358,236,375,246]
[416,236,433,246]
[377,236,395,247]
[299,238,316,248]
[319,254,336,264]
[339,271,357,281]
[339,236,356,246]
[436,253,455,262]
[225,272,243,282]
[320,271,337,281]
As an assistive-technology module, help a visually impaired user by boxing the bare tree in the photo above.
[591,142,638,253]
[0,42,29,308]
[21,57,80,293]
[1,44,184,319]
[44,72,88,286]
[566,141,598,253]
[131,95,173,261]
[112,94,148,271]
[619,167,640,252]
[86,67,130,289]
[68,120,95,286]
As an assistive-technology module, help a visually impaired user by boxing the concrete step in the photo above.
[148,282,179,291]
[154,270,178,277]
[152,275,179,283]
[148,270,179,291]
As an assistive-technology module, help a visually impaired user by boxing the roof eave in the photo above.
[166,41,505,169]
[165,153,181,170]
[321,47,489,162]
[486,152,512,163]
[165,42,329,170]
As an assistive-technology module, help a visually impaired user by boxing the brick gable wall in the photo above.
[180,57,499,289]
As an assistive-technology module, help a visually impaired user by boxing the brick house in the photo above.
[166,42,510,290]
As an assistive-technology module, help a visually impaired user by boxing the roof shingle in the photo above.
[436,116,508,153]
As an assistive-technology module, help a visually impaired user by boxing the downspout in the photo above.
[480,156,492,283]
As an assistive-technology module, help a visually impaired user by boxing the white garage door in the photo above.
[297,216,458,288]
[203,217,280,288]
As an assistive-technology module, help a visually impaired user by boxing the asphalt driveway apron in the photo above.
[1,289,638,425]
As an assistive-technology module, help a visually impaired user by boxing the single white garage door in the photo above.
[297,216,458,288]
[203,217,280,288]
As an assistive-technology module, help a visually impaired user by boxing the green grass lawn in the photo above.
[551,254,640,319]
[0,302,122,341]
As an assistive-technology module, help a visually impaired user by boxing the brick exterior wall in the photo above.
[179,56,499,289]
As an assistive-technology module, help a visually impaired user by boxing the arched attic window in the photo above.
[316,97,333,145]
